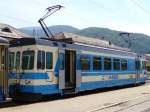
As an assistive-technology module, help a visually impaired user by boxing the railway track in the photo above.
[86,94,150,112]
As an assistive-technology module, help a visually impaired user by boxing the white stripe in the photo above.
[82,74,137,82]
[9,77,58,85]
[9,74,146,86]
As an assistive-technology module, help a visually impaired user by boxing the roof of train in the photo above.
[54,32,131,51]
[9,37,137,57]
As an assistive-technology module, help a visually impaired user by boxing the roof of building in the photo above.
[145,54,150,62]
[0,23,31,39]
[0,36,9,45]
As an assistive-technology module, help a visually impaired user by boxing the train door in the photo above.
[59,49,77,92]
[65,50,76,89]
[135,59,140,82]
[0,46,8,100]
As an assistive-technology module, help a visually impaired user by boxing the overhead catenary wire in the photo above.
[130,0,150,16]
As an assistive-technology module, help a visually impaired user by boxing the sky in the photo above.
[0,0,150,36]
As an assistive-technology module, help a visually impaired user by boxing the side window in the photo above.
[104,58,112,71]
[136,60,140,70]
[22,51,34,70]
[15,51,20,69]
[130,60,135,71]
[113,59,120,71]
[9,52,15,69]
[80,55,90,70]
[37,51,45,69]
[46,52,53,69]
[142,61,147,70]
[121,59,127,71]
[93,57,102,70]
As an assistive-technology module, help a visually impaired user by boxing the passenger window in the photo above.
[93,57,102,70]
[37,51,45,69]
[113,59,120,70]
[80,55,90,70]
[46,52,53,69]
[136,60,140,70]
[142,61,147,70]
[22,51,34,70]
[104,58,112,70]
[15,51,20,69]
[121,59,127,71]
[8,52,15,69]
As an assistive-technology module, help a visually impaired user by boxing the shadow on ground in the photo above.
[0,83,145,108]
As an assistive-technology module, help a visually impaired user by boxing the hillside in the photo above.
[19,25,150,54]
[75,27,150,54]
[20,25,79,37]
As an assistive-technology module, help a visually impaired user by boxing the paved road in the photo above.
[1,82,150,112]
[145,79,150,84]
[87,94,150,112]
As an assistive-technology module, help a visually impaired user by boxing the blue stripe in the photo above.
[9,77,146,95]
[54,55,60,77]
[79,78,146,91]
[9,84,59,95]
[136,77,147,82]
[9,73,49,79]
[9,73,18,79]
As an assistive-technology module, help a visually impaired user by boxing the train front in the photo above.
[8,38,56,101]
[8,45,42,101]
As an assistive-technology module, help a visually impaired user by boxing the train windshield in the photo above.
[22,50,34,70]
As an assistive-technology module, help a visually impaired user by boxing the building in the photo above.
[0,23,30,102]
[0,23,31,40]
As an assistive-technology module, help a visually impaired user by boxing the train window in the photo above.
[142,61,147,70]
[129,60,135,71]
[8,52,15,69]
[113,59,120,70]
[22,51,34,70]
[46,52,53,69]
[136,60,140,70]
[15,52,20,69]
[37,51,45,69]
[93,57,102,70]
[80,55,90,70]
[104,58,112,70]
[121,59,127,71]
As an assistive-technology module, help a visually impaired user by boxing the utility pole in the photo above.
[119,32,136,48]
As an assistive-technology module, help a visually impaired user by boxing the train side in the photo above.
[8,38,147,101]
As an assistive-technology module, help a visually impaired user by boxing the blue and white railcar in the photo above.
[8,38,147,101]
